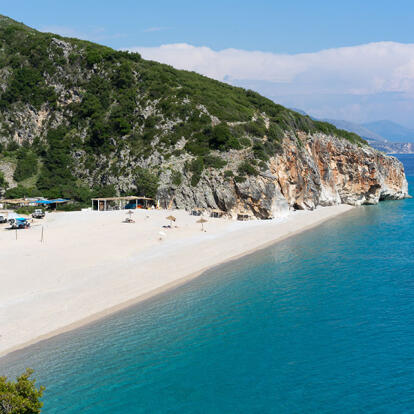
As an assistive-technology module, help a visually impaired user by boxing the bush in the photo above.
[0,368,44,414]
[207,124,241,151]
[56,202,85,211]
[7,141,19,152]
[16,206,36,215]
[252,142,269,161]
[171,170,182,186]
[4,185,38,199]
[244,120,266,137]
[238,160,258,176]
[189,157,204,186]
[234,175,246,183]
[239,137,251,147]
[203,155,227,169]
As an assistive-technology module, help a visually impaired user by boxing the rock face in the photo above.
[164,132,409,219]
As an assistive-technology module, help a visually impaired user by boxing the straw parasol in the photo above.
[166,215,176,227]
[124,210,135,223]
[197,217,208,231]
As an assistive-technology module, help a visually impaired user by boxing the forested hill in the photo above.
[0,15,406,217]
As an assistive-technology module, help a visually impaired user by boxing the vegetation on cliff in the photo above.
[0,14,366,203]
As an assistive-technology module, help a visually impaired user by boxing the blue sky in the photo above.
[2,1,414,127]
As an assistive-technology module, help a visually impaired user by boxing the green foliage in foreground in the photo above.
[0,369,44,413]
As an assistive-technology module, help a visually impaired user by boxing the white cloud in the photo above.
[127,42,414,126]
[129,42,414,96]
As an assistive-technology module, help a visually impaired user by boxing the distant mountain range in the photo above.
[322,119,414,153]
[290,110,414,153]
[361,120,414,143]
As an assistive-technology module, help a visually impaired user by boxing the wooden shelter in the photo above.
[91,196,154,211]
[0,198,31,207]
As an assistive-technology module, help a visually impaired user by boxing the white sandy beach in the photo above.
[0,204,353,357]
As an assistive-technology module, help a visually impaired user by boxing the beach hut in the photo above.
[91,196,154,211]
[0,198,31,208]
[34,198,69,210]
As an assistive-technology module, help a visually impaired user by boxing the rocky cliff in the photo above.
[167,132,408,219]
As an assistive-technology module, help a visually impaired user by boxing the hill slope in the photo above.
[0,15,408,216]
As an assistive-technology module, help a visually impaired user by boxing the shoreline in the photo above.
[0,204,353,359]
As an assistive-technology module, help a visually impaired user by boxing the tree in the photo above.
[0,369,44,414]
[135,167,159,198]
[13,149,38,182]
[0,171,7,192]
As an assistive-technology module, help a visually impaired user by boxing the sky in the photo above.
[2,0,414,127]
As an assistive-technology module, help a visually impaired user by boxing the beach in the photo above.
[0,204,353,357]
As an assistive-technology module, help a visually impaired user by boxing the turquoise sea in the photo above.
[1,155,413,413]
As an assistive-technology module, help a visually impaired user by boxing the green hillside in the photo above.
[0,15,366,203]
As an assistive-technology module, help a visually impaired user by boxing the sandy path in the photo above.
[0,205,353,357]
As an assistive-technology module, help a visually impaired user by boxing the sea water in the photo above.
[1,155,413,413]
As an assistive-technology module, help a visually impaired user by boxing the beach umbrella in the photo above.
[197,217,208,231]
[126,210,134,215]
[166,215,176,227]
[158,231,166,240]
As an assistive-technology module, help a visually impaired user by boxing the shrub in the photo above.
[171,170,182,186]
[189,157,204,186]
[252,142,269,161]
[238,160,258,176]
[4,185,38,199]
[56,202,85,211]
[7,141,19,152]
[234,175,246,183]
[239,137,251,147]
[244,119,266,137]
[16,206,36,215]
[203,155,227,169]
[208,124,241,151]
